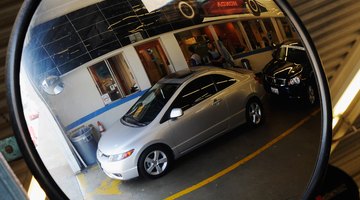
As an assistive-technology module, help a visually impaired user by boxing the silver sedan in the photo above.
[96,67,265,180]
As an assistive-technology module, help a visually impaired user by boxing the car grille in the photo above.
[265,76,286,86]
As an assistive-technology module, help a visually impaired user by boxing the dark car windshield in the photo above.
[277,45,307,64]
[122,83,179,126]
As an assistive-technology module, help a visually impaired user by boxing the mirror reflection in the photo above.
[20,0,321,199]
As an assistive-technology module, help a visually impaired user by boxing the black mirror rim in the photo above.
[6,0,332,199]
[6,0,68,199]
[275,1,333,199]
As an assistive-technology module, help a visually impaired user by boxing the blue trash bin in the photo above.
[70,127,97,166]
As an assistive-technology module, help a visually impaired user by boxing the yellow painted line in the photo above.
[76,173,87,189]
[76,165,122,198]
[165,109,320,200]
[94,177,122,195]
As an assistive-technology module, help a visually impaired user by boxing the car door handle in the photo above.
[212,99,222,106]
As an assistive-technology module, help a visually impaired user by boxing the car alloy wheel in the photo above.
[178,1,195,19]
[246,99,263,127]
[138,145,172,179]
[144,150,168,175]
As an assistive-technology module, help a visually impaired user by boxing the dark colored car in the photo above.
[146,0,265,24]
[262,40,318,105]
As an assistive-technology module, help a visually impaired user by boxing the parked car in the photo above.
[144,0,265,24]
[262,40,318,105]
[97,67,265,180]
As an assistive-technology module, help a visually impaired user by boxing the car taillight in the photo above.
[254,73,263,84]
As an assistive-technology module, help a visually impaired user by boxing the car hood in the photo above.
[263,60,302,79]
[98,119,146,155]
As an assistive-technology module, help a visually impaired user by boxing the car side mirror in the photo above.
[170,108,183,119]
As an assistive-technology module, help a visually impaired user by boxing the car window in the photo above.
[212,74,237,92]
[278,45,308,64]
[122,83,179,126]
[287,48,308,64]
[173,75,217,111]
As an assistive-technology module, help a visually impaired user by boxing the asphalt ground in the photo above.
[75,94,321,200]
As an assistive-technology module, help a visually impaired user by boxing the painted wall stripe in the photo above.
[164,109,320,200]
[65,90,147,131]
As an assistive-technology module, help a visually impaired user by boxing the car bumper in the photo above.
[263,83,306,98]
[97,153,139,180]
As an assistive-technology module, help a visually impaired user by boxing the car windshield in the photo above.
[277,45,307,64]
[122,83,179,126]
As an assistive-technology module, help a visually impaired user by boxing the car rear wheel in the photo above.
[138,145,172,179]
[246,98,264,127]
[178,1,195,19]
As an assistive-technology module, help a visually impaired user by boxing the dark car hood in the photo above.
[263,60,302,79]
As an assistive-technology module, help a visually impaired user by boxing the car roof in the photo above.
[158,66,227,85]
[280,40,305,51]
[281,40,302,46]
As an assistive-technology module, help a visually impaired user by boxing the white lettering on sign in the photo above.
[217,1,238,7]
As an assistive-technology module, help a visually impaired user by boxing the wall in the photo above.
[121,46,152,90]
[20,71,81,173]
[48,67,104,127]
[234,50,273,72]
[159,34,189,71]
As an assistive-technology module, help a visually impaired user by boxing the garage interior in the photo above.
[0,0,360,199]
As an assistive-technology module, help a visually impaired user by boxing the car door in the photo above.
[167,75,229,155]
[212,73,248,129]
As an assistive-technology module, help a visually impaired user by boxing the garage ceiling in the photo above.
[288,0,360,142]
[289,0,360,187]
[0,0,22,141]
[0,0,30,190]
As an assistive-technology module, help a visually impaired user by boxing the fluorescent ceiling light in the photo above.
[332,69,360,129]
[27,176,46,200]
[142,0,170,12]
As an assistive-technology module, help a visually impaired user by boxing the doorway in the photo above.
[135,40,171,85]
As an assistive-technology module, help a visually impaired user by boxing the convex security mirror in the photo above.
[41,75,64,95]
[7,0,332,199]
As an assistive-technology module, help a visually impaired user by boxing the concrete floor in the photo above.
[73,95,321,200]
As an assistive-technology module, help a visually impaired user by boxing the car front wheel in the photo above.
[138,145,172,179]
[246,98,264,127]
[245,0,261,16]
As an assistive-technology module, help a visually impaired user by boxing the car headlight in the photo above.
[109,149,134,162]
[288,76,301,85]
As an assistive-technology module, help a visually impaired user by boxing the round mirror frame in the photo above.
[6,0,332,199]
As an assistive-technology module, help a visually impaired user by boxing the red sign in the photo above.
[217,1,239,7]
[202,0,249,17]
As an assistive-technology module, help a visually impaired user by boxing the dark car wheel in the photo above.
[307,84,318,106]
[246,98,264,127]
[178,1,196,19]
[245,0,261,16]
[138,145,172,179]
[177,1,203,23]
